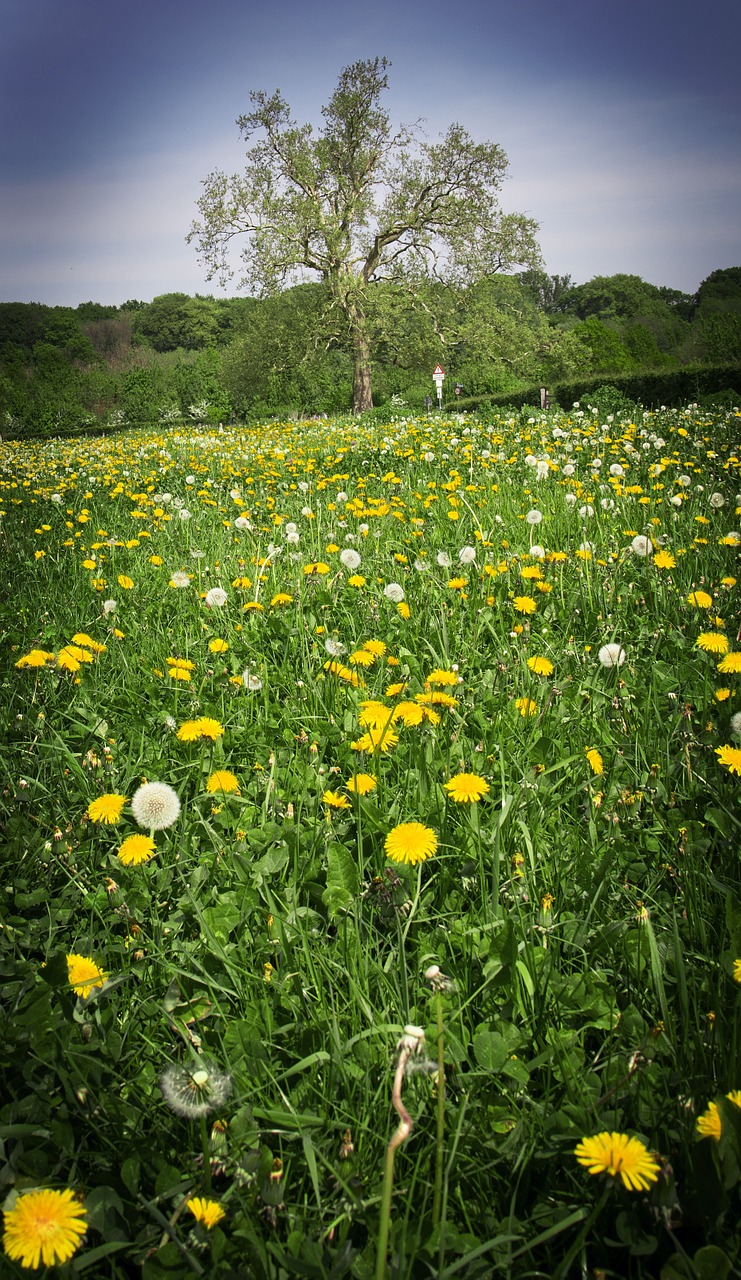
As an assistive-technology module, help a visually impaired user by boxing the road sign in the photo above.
[433,364,445,377]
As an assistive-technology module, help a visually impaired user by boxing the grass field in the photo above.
[1,404,740,1278]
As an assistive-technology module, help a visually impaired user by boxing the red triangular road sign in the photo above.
[433,364,445,376]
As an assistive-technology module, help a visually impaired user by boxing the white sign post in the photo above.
[432,363,445,410]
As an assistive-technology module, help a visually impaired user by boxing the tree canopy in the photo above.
[188,56,542,412]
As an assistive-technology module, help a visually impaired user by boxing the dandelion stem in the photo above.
[551,1181,611,1280]
[375,1049,414,1280]
[432,990,446,1228]
[199,1114,212,1194]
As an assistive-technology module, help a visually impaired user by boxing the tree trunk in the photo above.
[348,303,373,414]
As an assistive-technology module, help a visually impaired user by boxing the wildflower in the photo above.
[527,655,554,677]
[459,545,477,564]
[515,697,538,716]
[71,633,105,653]
[206,770,240,795]
[696,1102,722,1141]
[322,790,351,809]
[444,773,490,803]
[385,822,438,866]
[392,700,426,726]
[718,653,741,674]
[303,561,330,575]
[696,633,729,655]
[349,649,376,667]
[15,649,55,669]
[447,576,467,590]
[3,1187,87,1270]
[598,643,626,669]
[384,582,405,603]
[160,1059,232,1118]
[733,958,741,983]
[715,745,741,777]
[425,669,459,686]
[520,564,543,580]
[586,748,604,775]
[363,639,387,656]
[687,590,713,609]
[87,793,126,824]
[117,833,157,866]
[186,1198,226,1230]
[66,953,107,998]
[653,550,676,569]
[131,781,181,830]
[169,571,191,588]
[325,638,346,658]
[117,575,134,589]
[346,773,377,795]
[208,638,229,654]
[415,690,458,708]
[525,509,543,525]
[340,548,361,570]
[351,728,399,754]
[513,595,537,615]
[270,592,293,607]
[732,711,741,736]
[177,717,225,743]
[242,669,263,691]
[630,535,653,557]
[574,1132,661,1191]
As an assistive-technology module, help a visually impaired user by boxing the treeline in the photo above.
[1,268,740,435]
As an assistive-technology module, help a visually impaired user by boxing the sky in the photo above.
[1,0,740,307]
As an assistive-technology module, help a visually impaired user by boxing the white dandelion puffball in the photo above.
[340,548,361,570]
[102,599,117,615]
[170,571,191,588]
[384,582,405,603]
[178,508,191,521]
[530,544,545,559]
[458,546,477,565]
[562,463,576,477]
[709,492,725,509]
[234,516,252,531]
[598,643,626,669]
[205,587,228,608]
[630,535,653,556]
[131,781,181,831]
[160,1059,231,1118]
[578,505,594,519]
[242,668,263,691]
[730,711,741,738]
[324,638,346,657]
[436,551,452,568]
[535,460,550,481]
[609,464,624,477]
[525,509,543,525]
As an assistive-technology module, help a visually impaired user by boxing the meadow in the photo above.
[1,403,740,1279]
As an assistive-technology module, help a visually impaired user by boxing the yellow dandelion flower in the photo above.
[392,700,426,727]
[447,576,467,589]
[687,590,713,608]
[66,953,107,998]
[169,666,191,681]
[177,717,225,743]
[322,790,351,809]
[232,576,253,589]
[87,793,127,824]
[270,592,293,607]
[206,770,240,795]
[734,958,741,983]
[653,550,676,569]
[15,649,55,669]
[586,748,604,775]
[59,644,94,665]
[304,561,330,576]
[349,649,376,667]
[715,687,731,701]
[425,669,459,687]
[186,1197,226,1230]
[415,691,458,708]
[696,1102,722,1141]
[346,773,377,795]
[717,652,741,674]
[515,697,538,717]
[536,581,553,594]
[3,1187,87,1269]
[385,681,406,697]
[574,1132,661,1191]
[117,833,157,866]
[384,822,437,866]
[359,701,394,729]
[243,601,265,612]
[71,633,106,653]
[166,656,195,669]
[527,655,554,677]
[444,773,490,803]
[351,728,399,754]
[715,745,741,776]
[397,601,411,618]
[696,633,730,655]
[520,564,543,580]
[513,595,537,615]
[347,574,366,587]
[208,638,229,654]
[117,575,134,590]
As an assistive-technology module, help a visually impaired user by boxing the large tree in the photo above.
[188,57,541,413]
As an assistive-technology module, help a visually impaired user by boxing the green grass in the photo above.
[1,405,740,1278]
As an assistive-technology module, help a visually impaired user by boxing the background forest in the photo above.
[1,266,741,437]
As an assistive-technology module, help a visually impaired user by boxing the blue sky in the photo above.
[1,0,739,306]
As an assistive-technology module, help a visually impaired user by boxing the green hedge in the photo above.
[457,363,741,413]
